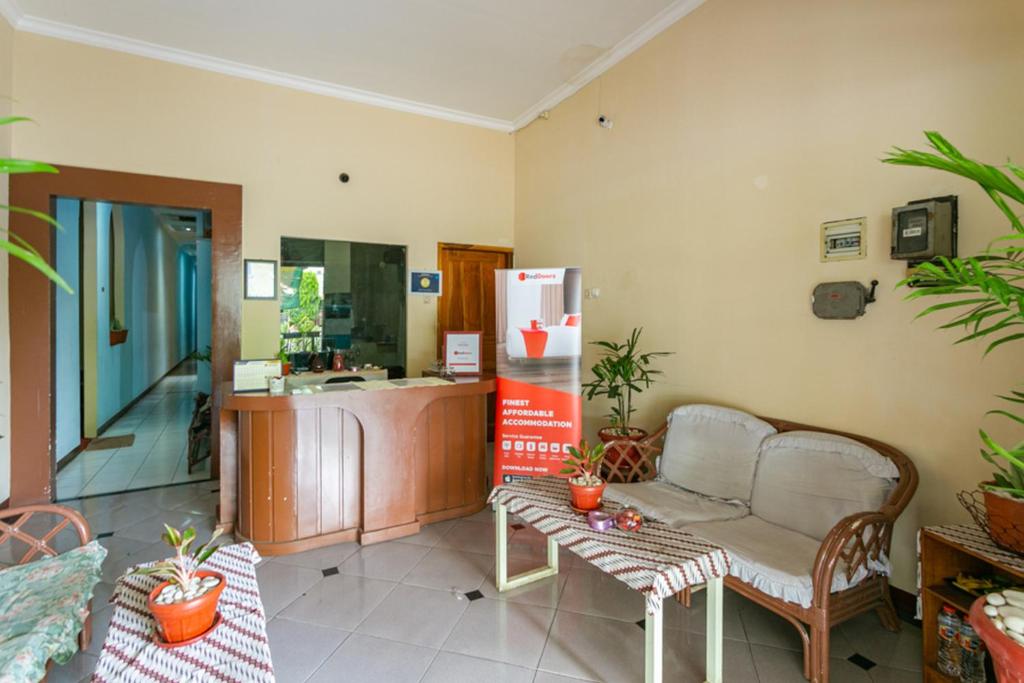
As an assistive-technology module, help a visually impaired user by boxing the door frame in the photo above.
[435,242,513,360]
[9,166,242,505]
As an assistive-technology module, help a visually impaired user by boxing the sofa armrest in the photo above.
[0,505,91,565]
[810,510,893,609]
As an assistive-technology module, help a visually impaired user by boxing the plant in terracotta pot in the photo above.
[582,328,671,481]
[887,132,1024,553]
[131,525,225,643]
[560,440,607,511]
[277,339,291,376]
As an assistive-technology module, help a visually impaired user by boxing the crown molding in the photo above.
[0,0,23,28]
[5,0,705,134]
[14,12,515,132]
[511,0,706,130]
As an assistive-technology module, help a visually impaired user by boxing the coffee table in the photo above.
[490,477,729,683]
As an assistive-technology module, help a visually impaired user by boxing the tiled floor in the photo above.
[48,484,923,683]
[56,364,210,500]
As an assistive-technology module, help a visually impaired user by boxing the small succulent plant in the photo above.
[560,440,607,487]
[130,525,222,590]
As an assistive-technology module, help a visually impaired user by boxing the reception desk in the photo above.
[217,375,495,555]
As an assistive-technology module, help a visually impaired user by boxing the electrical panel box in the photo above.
[820,217,866,262]
[891,195,957,262]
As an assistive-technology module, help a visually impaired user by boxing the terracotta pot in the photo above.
[982,483,1024,555]
[970,596,1024,683]
[281,361,291,376]
[147,570,225,643]
[597,427,649,482]
[568,480,606,511]
[109,329,129,346]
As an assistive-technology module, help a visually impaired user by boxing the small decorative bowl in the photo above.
[587,510,615,532]
[616,508,643,532]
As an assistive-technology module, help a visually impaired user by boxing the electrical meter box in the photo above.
[812,281,874,319]
[891,195,957,262]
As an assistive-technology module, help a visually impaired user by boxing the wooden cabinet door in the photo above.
[437,244,512,374]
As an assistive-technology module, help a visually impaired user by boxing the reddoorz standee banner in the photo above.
[494,268,583,484]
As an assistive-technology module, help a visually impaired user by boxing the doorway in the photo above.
[437,243,513,440]
[8,166,241,506]
[53,200,214,499]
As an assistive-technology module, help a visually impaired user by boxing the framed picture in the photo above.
[410,270,442,296]
[443,331,482,375]
[244,259,278,300]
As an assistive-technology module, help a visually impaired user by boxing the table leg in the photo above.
[644,604,663,683]
[495,502,559,591]
[705,576,723,683]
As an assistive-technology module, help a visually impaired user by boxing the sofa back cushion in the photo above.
[750,431,899,541]
[659,405,777,502]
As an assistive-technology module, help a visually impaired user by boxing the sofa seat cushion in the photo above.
[0,541,107,682]
[751,431,899,542]
[605,481,749,527]
[684,516,881,609]
[658,405,776,502]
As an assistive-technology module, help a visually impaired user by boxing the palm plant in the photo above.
[886,131,1024,498]
[1,117,72,292]
[582,328,671,436]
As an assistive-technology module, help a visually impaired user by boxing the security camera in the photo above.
[597,115,613,129]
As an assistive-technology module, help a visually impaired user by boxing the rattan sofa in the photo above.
[600,405,918,683]
[0,504,104,681]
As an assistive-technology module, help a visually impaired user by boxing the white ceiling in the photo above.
[0,0,705,131]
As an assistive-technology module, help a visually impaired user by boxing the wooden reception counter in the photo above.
[217,376,495,555]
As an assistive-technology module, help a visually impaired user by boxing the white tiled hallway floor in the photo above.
[56,362,211,499]
[48,484,923,683]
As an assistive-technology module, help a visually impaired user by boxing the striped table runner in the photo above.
[92,542,274,682]
[489,477,730,614]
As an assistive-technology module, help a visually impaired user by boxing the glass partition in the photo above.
[280,237,406,376]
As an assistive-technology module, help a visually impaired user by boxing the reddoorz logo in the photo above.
[517,272,558,281]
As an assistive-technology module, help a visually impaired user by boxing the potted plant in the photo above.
[887,132,1024,553]
[110,318,129,346]
[131,525,225,643]
[582,328,670,479]
[277,339,291,376]
[560,440,607,511]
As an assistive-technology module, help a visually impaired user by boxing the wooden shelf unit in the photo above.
[920,528,1024,682]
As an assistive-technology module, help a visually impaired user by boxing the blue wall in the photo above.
[54,198,81,460]
[95,204,196,426]
[195,237,212,394]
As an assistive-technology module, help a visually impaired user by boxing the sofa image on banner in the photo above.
[494,268,582,483]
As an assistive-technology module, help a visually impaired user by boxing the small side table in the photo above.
[919,525,1024,682]
[92,542,274,682]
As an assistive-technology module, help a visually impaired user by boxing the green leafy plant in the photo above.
[110,317,124,332]
[886,131,1024,498]
[1,117,72,293]
[560,439,607,486]
[277,338,289,364]
[129,525,223,589]
[190,345,211,363]
[582,328,671,436]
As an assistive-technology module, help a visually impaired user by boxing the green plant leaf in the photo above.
[0,204,63,231]
[0,158,58,175]
[0,238,73,293]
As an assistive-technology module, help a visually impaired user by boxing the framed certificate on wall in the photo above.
[244,259,278,300]
[443,331,482,375]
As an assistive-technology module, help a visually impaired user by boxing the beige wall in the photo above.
[10,32,515,379]
[515,0,1024,591]
[0,15,13,503]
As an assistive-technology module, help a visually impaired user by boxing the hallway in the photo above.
[56,361,211,500]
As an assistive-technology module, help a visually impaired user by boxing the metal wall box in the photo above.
[891,195,958,262]
[812,281,873,319]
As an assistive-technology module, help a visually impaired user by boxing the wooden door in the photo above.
[437,244,513,374]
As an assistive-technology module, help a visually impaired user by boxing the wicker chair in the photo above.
[602,416,918,683]
[0,505,96,659]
